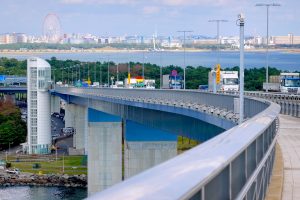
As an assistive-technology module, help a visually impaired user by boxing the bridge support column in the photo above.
[124,120,177,179]
[73,105,88,153]
[50,95,60,114]
[88,109,122,196]
[65,103,88,154]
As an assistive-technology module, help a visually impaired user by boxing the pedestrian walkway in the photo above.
[265,143,283,200]
[277,114,300,200]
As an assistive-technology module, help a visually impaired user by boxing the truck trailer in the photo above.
[208,71,239,92]
[263,73,300,93]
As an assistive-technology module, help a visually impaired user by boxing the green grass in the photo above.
[177,136,200,154]
[6,155,87,175]
[2,138,199,176]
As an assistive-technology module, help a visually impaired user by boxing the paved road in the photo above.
[51,115,64,136]
[278,114,300,200]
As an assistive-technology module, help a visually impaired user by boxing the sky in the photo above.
[0,0,299,37]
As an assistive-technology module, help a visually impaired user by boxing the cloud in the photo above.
[159,0,234,6]
[143,6,160,14]
[61,0,138,5]
[61,0,234,6]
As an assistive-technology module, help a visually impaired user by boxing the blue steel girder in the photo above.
[0,87,27,94]
[51,90,233,142]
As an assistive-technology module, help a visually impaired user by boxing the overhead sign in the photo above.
[216,64,221,84]
[171,70,178,76]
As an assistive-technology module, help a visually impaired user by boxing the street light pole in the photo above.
[238,13,245,124]
[159,51,162,89]
[71,66,74,84]
[94,62,96,84]
[177,30,193,90]
[62,153,65,174]
[79,64,81,82]
[117,63,119,82]
[100,63,102,86]
[142,52,145,82]
[107,59,110,87]
[208,19,228,93]
[61,68,63,83]
[256,3,281,92]
[67,66,70,84]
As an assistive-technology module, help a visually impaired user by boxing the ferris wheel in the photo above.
[43,13,61,43]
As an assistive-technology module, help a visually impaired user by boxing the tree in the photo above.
[0,100,27,150]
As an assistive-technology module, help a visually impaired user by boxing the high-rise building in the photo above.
[26,57,51,154]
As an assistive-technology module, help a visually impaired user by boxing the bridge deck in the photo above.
[278,114,300,200]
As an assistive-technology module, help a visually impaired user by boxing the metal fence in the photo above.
[219,91,300,118]
[53,87,280,200]
[245,92,300,118]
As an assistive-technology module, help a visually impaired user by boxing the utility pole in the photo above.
[208,19,228,93]
[177,30,193,89]
[256,3,281,92]
[238,13,245,124]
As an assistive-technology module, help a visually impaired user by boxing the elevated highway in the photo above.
[51,87,280,199]
[2,85,299,199]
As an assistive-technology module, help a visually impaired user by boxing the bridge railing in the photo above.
[53,87,280,200]
[245,91,300,118]
[56,87,268,119]
[219,90,300,118]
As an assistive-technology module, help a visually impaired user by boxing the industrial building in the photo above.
[272,34,300,45]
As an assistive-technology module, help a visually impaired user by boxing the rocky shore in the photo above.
[0,172,86,187]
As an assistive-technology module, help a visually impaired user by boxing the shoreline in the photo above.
[0,48,299,55]
[0,171,87,188]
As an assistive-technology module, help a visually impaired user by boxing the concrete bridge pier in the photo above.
[64,103,88,154]
[124,120,177,179]
[50,95,61,114]
[88,109,122,196]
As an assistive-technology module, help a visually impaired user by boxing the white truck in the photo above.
[209,71,239,92]
[263,73,300,93]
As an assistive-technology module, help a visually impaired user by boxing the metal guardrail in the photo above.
[244,91,300,118]
[53,87,280,200]
[219,90,300,118]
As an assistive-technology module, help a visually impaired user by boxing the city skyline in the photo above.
[0,0,298,37]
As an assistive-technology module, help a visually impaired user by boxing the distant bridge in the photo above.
[0,87,27,94]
